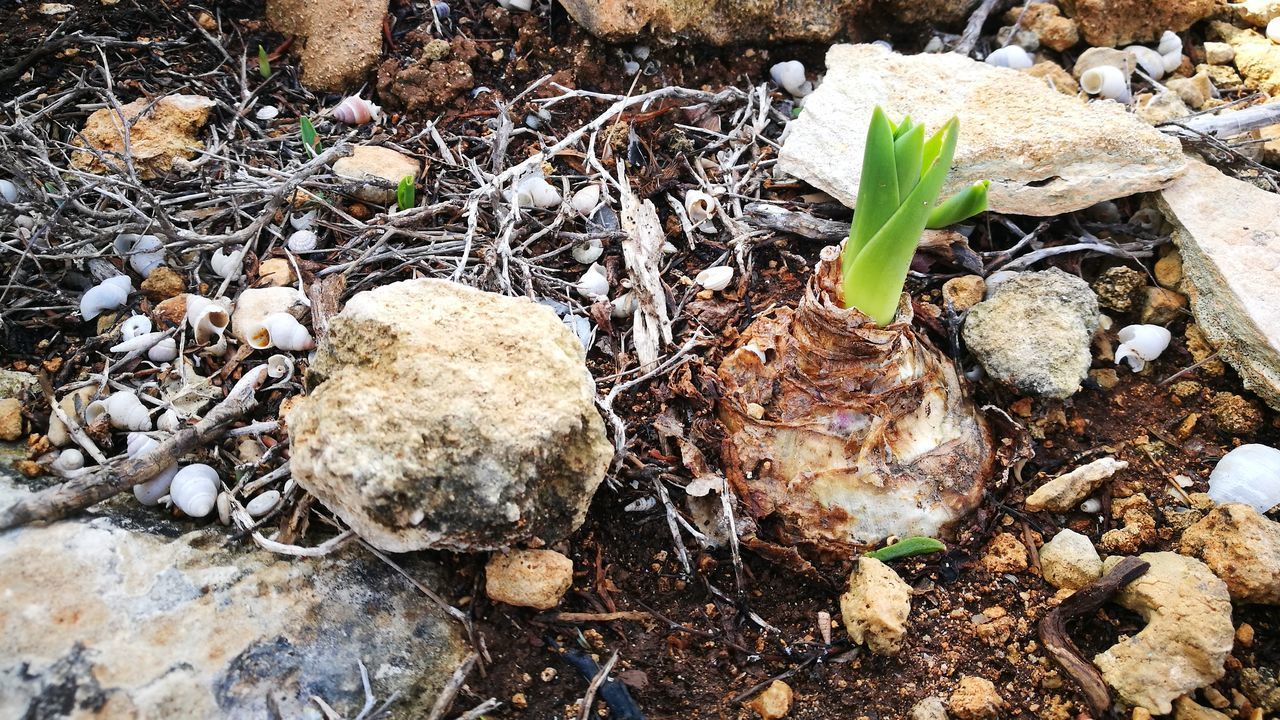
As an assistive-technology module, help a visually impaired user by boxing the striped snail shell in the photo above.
[332,96,381,125]
[170,464,219,517]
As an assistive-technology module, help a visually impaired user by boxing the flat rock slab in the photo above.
[0,475,465,719]
[1157,160,1280,410]
[778,44,1187,216]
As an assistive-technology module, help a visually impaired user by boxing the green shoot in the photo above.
[299,116,320,156]
[865,536,946,562]
[257,45,271,79]
[396,176,416,211]
[841,107,988,326]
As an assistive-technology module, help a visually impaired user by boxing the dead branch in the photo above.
[425,652,479,720]
[579,651,619,720]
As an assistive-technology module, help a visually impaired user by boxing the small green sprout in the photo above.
[257,44,271,79]
[396,175,416,211]
[865,536,947,562]
[299,116,320,156]
[841,106,989,326]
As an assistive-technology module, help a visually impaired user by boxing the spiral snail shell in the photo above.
[209,247,242,279]
[248,312,315,351]
[170,464,220,517]
[113,233,166,278]
[120,314,153,340]
[85,389,152,431]
[186,295,232,346]
[332,96,382,125]
[80,275,132,321]
[125,432,180,506]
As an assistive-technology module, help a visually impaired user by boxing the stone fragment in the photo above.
[1208,392,1264,435]
[1212,22,1280,95]
[963,269,1101,398]
[485,549,574,610]
[1240,666,1280,713]
[979,532,1028,573]
[140,265,185,301]
[0,398,22,441]
[1166,73,1218,110]
[332,146,421,205]
[1157,160,1280,408]
[1005,4,1079,51]
[839,557,911,656]
[910,695,949,720]
[1060,0,1214,46]
[1154,250,1184,289]
[1227,0,1280,27]
[948,676,1004,720]
[1140,287,1188,325]
[1027,457,1128,512]
[229,287,308,347]
[1136,91,1192,125]
[1094,552,1234,715]
[0,369,35,400]
[1181,503,1280,604]
[1041,529,1103,590]
[1173,696,1230,719]
[748,680,794,720]
[288,279,612,552]
[1204,42,1236,65]
[266,0,383,91]
[1024,61,1080,95]
[0,475,466,719]
[778,45,1185,217]
[257,258,297,287]
[943,275,985,312]
[1100,493,1157,553]
[1073,47,1138,78]
[71,95,215,180]
[1093,266,1146,313]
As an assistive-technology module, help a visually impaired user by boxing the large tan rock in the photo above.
[1181,503,1280,605]
[288,279,612,552]
[71,95,215,180]
[1157,159,1280,410]
[778,44,1186,217]
[839,557,911,656]
[1094,552,1235,715]
[1212,22,1280,95]
[485,549,574,610]
[0,474,465,719]
[266,0,384,91]
[1059,0,1214,46]
[557,0,973,45]
[1040,529,1103,590]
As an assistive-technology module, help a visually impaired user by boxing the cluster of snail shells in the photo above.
[230,287,315,351]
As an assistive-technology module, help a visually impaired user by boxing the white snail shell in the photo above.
[1125,45,1167,79]
[290,211,316,230]
[86,390,152,431]
[248,312,315,351]
[50,448,85,474]
[286,229,318,253]
[148,337,179,363]
[231,287,306,344]
[497,0,533,11]
[185,295,231,345]
[80,275,132,320]
[575,263,609,300]
[170,464,219,517]
[120,314,153,340]
[156,408,182,433]
[0,179,17,203]
[610,291,637,320]
[684,190,717,230]
[769,60,812,97]
[571,237,604,265]
[1115,324,1171,372]
[515,174,562,209]
[985,45,1034,70]
[217,492,232,526]
[209,247,241,278]
[695,265,735,292]
[1208,444,1280,512]
[1080,65,1131,102]
[113,234,166,278]
[256,105,280,121]
[570,185,602,215]
[245,490,282,518]
[125,432,181,506]
[110,331,167,354]
[1157,30,1182,57]
[266,353,295,382]
[332,96,382,125]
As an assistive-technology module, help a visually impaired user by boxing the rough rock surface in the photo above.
[748,680,794,720]
[332,146,422,205]
[948,676,1003,720]
[963,269,1101,398]
[71,95,215,180]
[0,369,37,399]
[1227,0,1280,27]
[1026,457,1128,512]
[1157,159,1280,409]
[839,557,911,656]
[1004,4,1079,51]
[0,474,466,719]
[289,279,612,552]
[910,695,949,720]
[266,0,383,91]
[1094,552,1235,715]
[1181,503,1280,605]
[1040,529,1103,590]
[1059,0,1214,46]
[1212,22,1280,95]
[777,44,1186,217]
[485,549,575,610]
[979,532,1028,573]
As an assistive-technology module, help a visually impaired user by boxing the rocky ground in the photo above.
[1,1,1279,719]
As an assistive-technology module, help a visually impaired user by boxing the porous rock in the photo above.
[948,676,1004,720]
[1181,503,1280,605]
[1093,552,1235,715]
[288,278,612,552]
[962,269,1101,398]
[332,145,422,204]
[1027,457,1128,512]
[839,557,911,656]
[748,680,794,720]
[71,95,215,180]
[0,369,36,400]
[1004,4,1079,51]
[0,398,22,441]
[1059,0,1214,46]
[485,549,575,610]
[1040,529,1103,590]
[1212,22,1280,95]
[0,473,466,719]
[778,44,1185,217]
[979,532,1028,573]
[910,695,950,720]
[1157,159,1280,409]
[266,0,384,91]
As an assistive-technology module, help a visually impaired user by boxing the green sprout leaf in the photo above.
[299,116,320,156]
[257,45,271,79]
[866,536,946,562]
[840,108,988,326]
[396,175,416,211]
